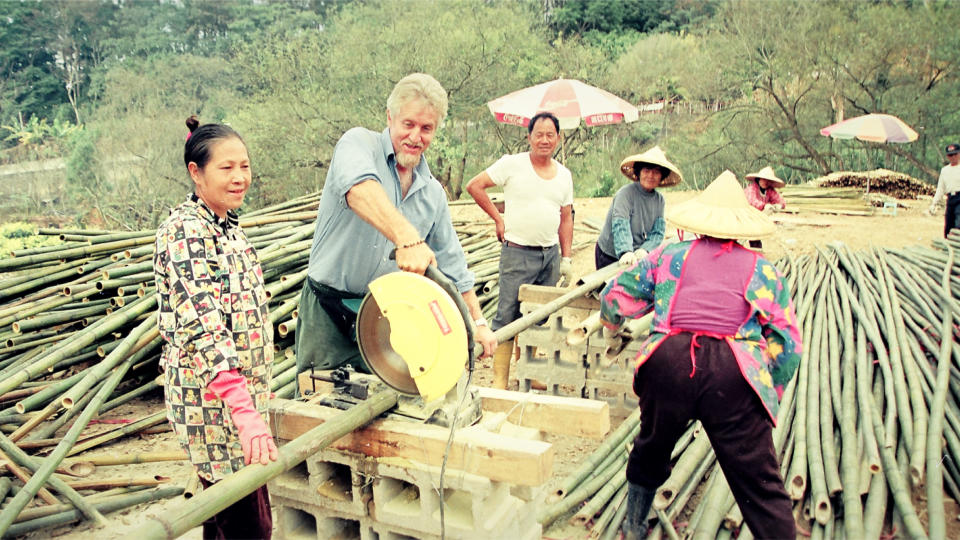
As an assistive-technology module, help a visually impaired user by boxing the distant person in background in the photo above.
[926,143,960,237]
[154,116,276,539]
[743,166,786,249]
[600,171,801,540]
[594,146,682,269]
[744,166,786,212]
[465,111,573,389]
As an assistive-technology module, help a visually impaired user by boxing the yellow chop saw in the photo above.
[307,265,482,427]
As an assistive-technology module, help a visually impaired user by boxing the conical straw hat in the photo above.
[745,166,786,188]
[619,146,683,187]
[665,170,776,240]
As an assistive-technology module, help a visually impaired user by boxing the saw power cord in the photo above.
[437,366,473,540]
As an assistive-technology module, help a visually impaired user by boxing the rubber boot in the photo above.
[622,481,656,540]
[492,340,513,390]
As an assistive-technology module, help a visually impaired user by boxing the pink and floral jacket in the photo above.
[744,180,785,211]
[600,240,802,423]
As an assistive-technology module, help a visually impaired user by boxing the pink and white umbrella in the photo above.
[819,113,918,143]
[487,78,639,130]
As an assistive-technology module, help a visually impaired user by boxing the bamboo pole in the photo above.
[133,387,399,539]
[925,246,954,539]
[0,434,108,527]
[551,407,641,500]
[4,486,183,537]
[63,476,170,491]
[0,349,138,536]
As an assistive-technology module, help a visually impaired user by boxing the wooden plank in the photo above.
[269,398,554,486]
[518,284,600,310]
[475,387,610,439]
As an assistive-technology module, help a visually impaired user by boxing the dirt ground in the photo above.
[22,191,957,539]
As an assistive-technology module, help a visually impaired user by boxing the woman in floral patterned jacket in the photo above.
[601,171,802,540]
[154,116,276,539]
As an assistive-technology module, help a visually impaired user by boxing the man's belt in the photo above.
[307,277,362,300]
[505,241,556,251]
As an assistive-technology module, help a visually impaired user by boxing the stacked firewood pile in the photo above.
[815,168,935,200]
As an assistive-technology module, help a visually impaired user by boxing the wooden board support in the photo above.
[517,284,601,310]
[294,373,611,440]
[269,398,554,486]
[475,387,610,439]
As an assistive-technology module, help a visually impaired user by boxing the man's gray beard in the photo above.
[397,151,421,170]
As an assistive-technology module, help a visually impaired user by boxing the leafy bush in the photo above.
[589,171,619,197]
[0,222,62,258]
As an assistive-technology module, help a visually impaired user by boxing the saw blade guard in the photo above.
[357,270,471,402]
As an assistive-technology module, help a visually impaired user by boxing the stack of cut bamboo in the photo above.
[815,169,935,200]
[0,191,509,536]
[544,230,960,540]
[779,185,876,216]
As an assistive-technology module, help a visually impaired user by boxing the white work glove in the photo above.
[762,205,775,214]
[633,248,648,260]
[559,257,573,284]
[923,206,935,216]
[618,251,639,267]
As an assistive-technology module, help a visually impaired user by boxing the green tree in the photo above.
[0,2,64,130]
[233,0,589,201]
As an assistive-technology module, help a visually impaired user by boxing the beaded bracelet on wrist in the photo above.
[397,239,425,250]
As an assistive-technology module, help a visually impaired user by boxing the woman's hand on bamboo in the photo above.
[208,369,279,466]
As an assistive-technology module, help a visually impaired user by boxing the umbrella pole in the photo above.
[560,131,567,165]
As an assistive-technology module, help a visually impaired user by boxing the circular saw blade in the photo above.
[355,272,468,402]
[356,293,420,395]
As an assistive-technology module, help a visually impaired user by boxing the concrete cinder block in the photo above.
[516,305,589,395]
[370,458,533,538]
[273,494,368,540]
[268,449,370,517]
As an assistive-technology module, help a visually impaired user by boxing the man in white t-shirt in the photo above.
[466,112,574,388]
[927,142,960,237]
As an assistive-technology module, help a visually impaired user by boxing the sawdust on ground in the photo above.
[23,191,956,540]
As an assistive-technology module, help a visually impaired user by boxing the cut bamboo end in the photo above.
[62,461,95,477]
[567,328,588,347]
[604,337,625,360]
[183,473,201,499]
[813,497,831,525]
[570,512,591,527]
[909,466,924,491]
[654,488,675,510]
[788,475,806,500]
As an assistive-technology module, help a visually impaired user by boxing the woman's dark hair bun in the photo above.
[185,115,200,133]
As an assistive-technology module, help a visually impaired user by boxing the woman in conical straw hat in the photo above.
[599,171,801,539]
[744,165,787,212]
[594,146,683,269]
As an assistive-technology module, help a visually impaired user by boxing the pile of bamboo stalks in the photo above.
[545,230,960,540]
[0,191,511,536]
[779,186,877,216]
[815,168,935,200]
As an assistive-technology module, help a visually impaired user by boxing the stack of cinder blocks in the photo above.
[270,448,541,539]
[269,359,611,539]
[515,284,640,418]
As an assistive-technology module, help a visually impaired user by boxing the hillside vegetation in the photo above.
[1,0,958,228]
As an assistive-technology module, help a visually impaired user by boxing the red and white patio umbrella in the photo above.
[819,113,918,143]
[487,78,639,130]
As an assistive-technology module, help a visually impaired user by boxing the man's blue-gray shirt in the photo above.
[307,127,473,294]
